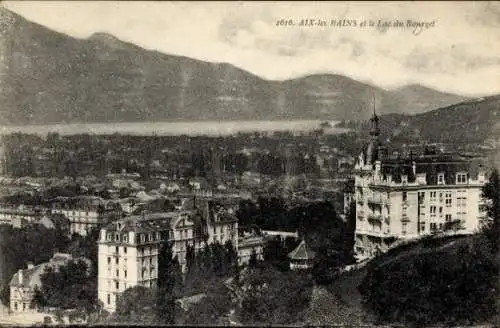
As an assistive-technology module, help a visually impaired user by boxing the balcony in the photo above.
[367,213,382,224]
[367,197,386,205]
[401,214,410,223]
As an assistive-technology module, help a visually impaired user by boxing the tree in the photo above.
[482,168,500,252]
[113,286,157,324]
[248,249,258,268]
[237,263,313,325]
[34,260,96,313]
[359,235,498,326]
[156,241,182,324]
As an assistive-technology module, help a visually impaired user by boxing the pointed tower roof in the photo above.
[288,240,316,260]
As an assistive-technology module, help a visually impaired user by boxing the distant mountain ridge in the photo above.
[0,7,472,125]
[341,94,500,147]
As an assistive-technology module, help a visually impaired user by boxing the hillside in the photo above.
[0,8,469,125]
[306,234,498,326]
[341,95,500,146]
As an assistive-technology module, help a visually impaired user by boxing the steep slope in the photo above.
[0,8,471,125]
[342,95,500,146]
[385,84,470,115]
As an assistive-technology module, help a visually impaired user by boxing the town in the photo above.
[0,1,499,326]
[0,109,498,326]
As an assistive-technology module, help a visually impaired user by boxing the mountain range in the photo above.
[341,94,500,149]
[0,7,476,125]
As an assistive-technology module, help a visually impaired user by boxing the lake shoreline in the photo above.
[0,120,348,137]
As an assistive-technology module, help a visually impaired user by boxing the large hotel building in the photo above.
[97,199,238,312]
[352,112,490,260]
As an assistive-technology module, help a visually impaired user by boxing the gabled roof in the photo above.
[288,240,316,260]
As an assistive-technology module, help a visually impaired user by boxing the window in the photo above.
[116,269,119,277]
[402,191,407,202]
[430,223,437,232]
[124,270,127,278]
[115,258,119,265]
[439,207,443,214]
[124,247,127,254]
[437,173,445,185]
[141,247,144,256]
[418,192,425,204]
[457,173,467,184]
[115,281,119,290]
[149,258,152,265]
[148,233,152,241]
[445,192,452,207]
[402,223,407,234]
[123,234,128,242]
[142,258,145,265]
[141,234,145,243]
[419,222,425,232]
[107,257,111,264]
[430,191,437,200]
[445,214,452,222]
[107,294,110,305]
[115,246,119,254]
[430,206,437,216]
[149,246,152,254]
[402,175,408,184]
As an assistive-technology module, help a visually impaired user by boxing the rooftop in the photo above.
[288,240,316,261]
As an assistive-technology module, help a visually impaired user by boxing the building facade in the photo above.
[97,200,238,313]
[352,112,489,261]
[0,204,45,227]
[52,196,122,236]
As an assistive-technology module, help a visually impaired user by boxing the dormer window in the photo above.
[140,234,145,243]
[401,175,408,184]
[437,173,445,185]
[456,173,467,184]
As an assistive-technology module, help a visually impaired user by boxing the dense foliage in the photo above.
[184,240,238,295]
[359,235,498,326]
[0,224,71,306]
[236,263,313,325]
[32,259,97,313]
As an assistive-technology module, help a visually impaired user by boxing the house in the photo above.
[288,240,316,270]
[9,253,90,313]
[237,234,264,266]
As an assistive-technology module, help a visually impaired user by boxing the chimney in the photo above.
[412,161,416,176]
[18,269,23,284]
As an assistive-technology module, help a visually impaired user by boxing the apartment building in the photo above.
[352,112,489,260]
[97,200,238,313]
[0,204,45,227]
[52,196,122,236]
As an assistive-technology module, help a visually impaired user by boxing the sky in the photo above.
[3,1,500,96]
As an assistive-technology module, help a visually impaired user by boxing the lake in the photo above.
[0,120,348,137]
